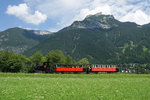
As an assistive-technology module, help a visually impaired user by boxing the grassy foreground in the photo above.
[0,73,150,100]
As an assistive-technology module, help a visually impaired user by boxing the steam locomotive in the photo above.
[33,62,119,73]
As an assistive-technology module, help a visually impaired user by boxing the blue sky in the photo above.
[0,0,150,32]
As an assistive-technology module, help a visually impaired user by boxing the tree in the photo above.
[0,51,10,72]
[77,58,89,64]
[0,51,22,72]
[41,56,47,63]
[7,54,22,72]
[65,55,73,64]
[46,50,65,65]
[19,55,33,73]
[30,51,43,66]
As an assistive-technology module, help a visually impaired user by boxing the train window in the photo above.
[113,65,115,68]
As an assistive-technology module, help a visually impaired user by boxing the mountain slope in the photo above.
[0,27,51,54]
[24,14,150,63]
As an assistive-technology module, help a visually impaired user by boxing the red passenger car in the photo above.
[56,64,83,72]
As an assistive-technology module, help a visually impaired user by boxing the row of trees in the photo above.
[1,50,150,73]
[118,64,150,74]
[0,50,89,73]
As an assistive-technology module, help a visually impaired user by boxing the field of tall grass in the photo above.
[0,73,150,100]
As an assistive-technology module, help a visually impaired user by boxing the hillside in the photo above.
[0,27,51,54]
[24,14,150,63]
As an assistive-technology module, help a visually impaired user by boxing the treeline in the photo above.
[0,50,89,73]
[118,64,150,74]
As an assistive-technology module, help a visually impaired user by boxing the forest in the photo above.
[1,50,150,73]
[0,50,89,73]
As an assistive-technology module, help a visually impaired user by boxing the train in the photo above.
[33,62,119,73]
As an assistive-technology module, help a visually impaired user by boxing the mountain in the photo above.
[0,27,51,54]
[69,13,119,29]
[24,13,150,64]
[33,30,53,35]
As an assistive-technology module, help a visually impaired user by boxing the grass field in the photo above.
[0,73,150,100]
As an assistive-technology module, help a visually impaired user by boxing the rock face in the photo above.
[69,14,119,29]
[33,30,53,35]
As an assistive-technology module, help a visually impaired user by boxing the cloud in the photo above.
[73,5,111,21]
[22,0,150,30]
[120,10,150,25]
[6,3,47,25]
[24,0,91,28]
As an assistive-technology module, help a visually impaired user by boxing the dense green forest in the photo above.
[0,50,89,73]
[1,50,150,73]
[24,14,150,64]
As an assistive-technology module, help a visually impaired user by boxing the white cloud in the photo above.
[6,3,47,25]
[120,10,150,25]
[73,5,111,21]
[21,0,150,30]
[24,0,91,28]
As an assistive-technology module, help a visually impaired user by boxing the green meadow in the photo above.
[0,73,150,100]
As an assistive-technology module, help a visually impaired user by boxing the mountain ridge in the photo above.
[2,13,150,64]
[0,27,51,54]
[24,14,150,64]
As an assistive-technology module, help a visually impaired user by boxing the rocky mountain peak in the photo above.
[70,13,118,30]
